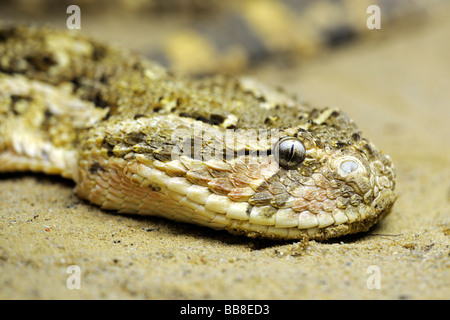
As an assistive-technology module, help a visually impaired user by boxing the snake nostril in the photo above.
[339,160,359,174]
[330,154,371,196]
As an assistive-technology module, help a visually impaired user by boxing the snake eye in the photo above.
[273,137,306,170]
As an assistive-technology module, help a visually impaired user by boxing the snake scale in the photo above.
[0,24,397,240]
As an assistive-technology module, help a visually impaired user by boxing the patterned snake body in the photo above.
[0,26,396,240]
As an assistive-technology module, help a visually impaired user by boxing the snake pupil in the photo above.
[273,137,306,170]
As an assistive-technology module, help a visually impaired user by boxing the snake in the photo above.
[0,24,397,240]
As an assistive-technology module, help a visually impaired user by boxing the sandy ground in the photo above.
[0,4,449,299]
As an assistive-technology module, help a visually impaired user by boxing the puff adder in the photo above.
[0,26,396,240]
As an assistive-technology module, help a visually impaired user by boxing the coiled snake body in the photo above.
[0,26,396,240]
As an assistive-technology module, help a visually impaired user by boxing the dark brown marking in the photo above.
[179,111,226,126]
[270,193,290,208]
[10,95,31,115]
[25,54,56,72]
[124,132,146,145]
[323,25,357,48]
[88,161,105,174]
[148,183,161,192]
[351,132,361,141]
[248,190,273,206]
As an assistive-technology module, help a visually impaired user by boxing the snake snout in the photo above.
[329,152,371,196]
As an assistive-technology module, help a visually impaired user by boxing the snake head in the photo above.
[262,108,397,239]
[150,107,397,240]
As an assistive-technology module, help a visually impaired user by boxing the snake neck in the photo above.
[0,73,107,180]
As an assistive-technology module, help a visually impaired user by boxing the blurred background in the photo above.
[0,0,445,75]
